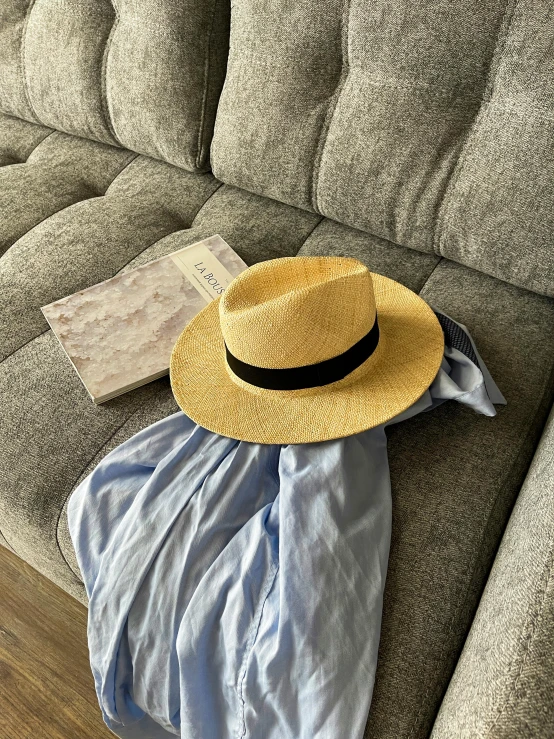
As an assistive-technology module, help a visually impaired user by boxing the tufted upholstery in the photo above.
[0,113,138,256]
[0,112,51,165]
[0,0,230,171]
[1,1,554,735]
[1,113,554,737]
[211,0,554,297]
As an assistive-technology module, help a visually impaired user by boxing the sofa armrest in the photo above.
[431,404,554,738]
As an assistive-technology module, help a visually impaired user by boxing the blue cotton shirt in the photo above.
[68,313,505,739]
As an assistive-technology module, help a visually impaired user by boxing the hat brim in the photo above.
[170,272,444,444]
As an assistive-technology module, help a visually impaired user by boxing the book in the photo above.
[41,235,248,404]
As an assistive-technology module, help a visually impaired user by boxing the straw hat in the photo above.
[170,256,444,444]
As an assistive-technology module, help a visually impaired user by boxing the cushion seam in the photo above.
[0,125,56,166]
[23,128,57,162]
[99,2,123,146]
[416,257,444,295]
[103,153,151,196]
[293,215,327,255]
[339,73,485,102]
[15,189,102,228]
[113,226,208,276]
[195,0,220,171]
[0,328,49,365]
[186,180,225,227]
[3,192,98,258]
[310,0,352,214]
[19,0,41,123]
[432,0,520,258]
[0,150,138,258]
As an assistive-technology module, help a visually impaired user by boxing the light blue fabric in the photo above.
[68,318,505,739]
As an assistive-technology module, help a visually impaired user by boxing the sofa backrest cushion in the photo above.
[0,0,230,172]
[211,0,554,297]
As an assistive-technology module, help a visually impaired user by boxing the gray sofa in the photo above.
[1,0,553,736]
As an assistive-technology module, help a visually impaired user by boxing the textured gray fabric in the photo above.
[0,0,230,171]
[364,261,554,738]
[0,112,52,166]
[104,0,230,170]
[211,0,506,252]
[0,0,37,121]
[116,192,439,292]
[213,0,343,213]
[0,125,137,255]
[0,158,220,361]
[212,0,554,295]
[431,405,554,739]
[0,0,552,732]
[437,1,554,298]
[22,0,120,146]
[298,219,440,293]
[115,184,322,274]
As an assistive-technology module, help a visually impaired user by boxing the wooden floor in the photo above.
[0,545,113,739]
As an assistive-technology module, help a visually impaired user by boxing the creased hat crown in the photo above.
[220,256,376,370]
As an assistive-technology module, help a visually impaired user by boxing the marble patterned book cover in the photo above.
[42,235,248,404]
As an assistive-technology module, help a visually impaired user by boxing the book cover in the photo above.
[42,235,248,404]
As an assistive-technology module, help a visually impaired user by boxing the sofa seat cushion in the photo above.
[432,406,554,737]
[1,131,553,737]
[0,113,138,257]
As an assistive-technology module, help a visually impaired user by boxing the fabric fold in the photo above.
[68,313,504,738]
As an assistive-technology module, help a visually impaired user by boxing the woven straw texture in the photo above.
[170,257,444,444]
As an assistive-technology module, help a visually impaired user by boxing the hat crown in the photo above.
[220,257,376,369]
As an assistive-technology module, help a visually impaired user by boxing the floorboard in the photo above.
[0,545,113,739]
